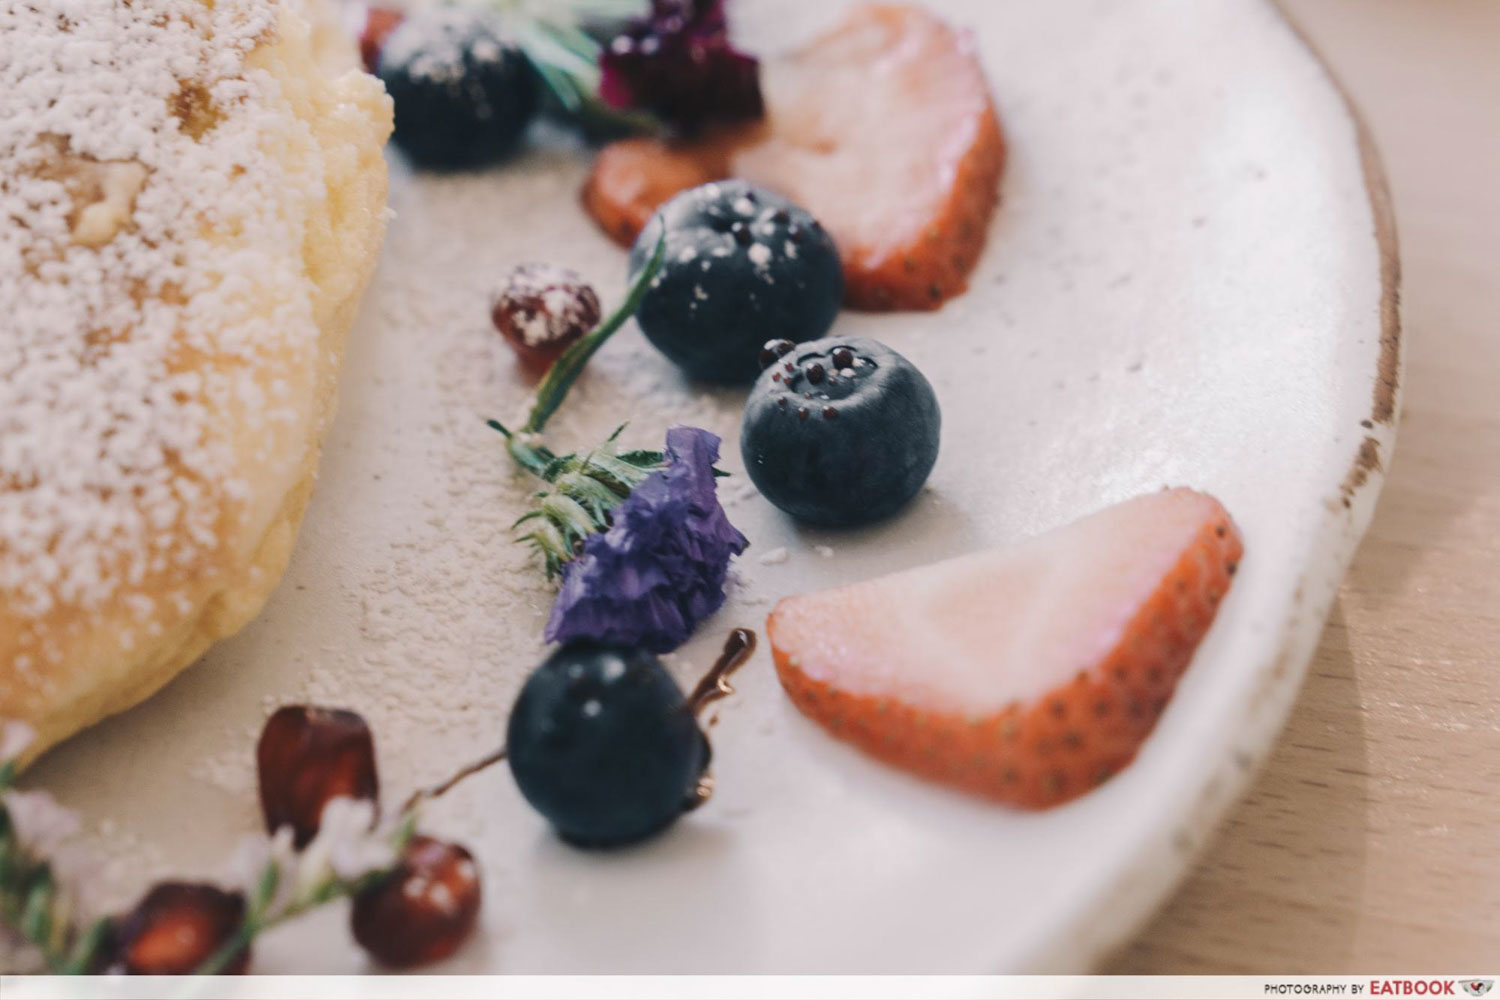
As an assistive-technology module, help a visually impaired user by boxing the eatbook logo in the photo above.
[1461,982,1494,998]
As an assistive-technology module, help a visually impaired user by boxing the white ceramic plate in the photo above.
[26,0,1399,973]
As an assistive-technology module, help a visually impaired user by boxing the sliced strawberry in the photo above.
[767,488,1243,809]
[581,3,1005,311]
[582,137,730,248]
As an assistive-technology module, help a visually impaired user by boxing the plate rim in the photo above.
[1025,0,1404,972]
[3,0,1406,977]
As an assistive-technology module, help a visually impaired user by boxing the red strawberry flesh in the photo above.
[768,488,1243,808]
[582,3,1005,311]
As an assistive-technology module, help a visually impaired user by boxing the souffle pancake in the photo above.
[0,0,392,764]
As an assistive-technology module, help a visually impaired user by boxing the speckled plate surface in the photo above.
[25,0,1399,973]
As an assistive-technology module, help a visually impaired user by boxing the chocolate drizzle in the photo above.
[687,627,757,717]
[682,628,757,811]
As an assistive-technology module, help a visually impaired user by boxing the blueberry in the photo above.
[629,181,842,383]
[740,336,941,526]
[506,643,708,847]
[378,8,539,169]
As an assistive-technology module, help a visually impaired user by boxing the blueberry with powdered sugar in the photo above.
[628,180,842,383]
[741,336,940,526]
[379,7,538,169]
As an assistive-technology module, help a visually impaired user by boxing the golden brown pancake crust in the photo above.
[0,0,393,764]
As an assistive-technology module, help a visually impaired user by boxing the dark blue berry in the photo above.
[740,336,941,526]
[506,643,708,847]
[629,181,843,383]
[378,8,538,170]
[758,338,795,368]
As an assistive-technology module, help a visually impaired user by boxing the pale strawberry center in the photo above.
[777,490,1221,712]
[732,6,991,273]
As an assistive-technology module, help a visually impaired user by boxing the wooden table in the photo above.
[1108,0,1500,972]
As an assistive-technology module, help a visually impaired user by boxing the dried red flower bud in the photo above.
[256,706,379,848]
[351,836,481,968]
[111,882,248,975]
[599,0,763,130]
[491,263,602,374]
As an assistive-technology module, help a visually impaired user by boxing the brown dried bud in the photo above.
[351,836,481,968]
[111,882,248,975]
[256,706,379,848]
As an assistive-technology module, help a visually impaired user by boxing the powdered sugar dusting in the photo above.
[0,0,306,619]
[380,6,510,85]
[0,0,306,620]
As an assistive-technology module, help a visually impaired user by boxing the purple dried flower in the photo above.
[491,243,749,651]
[599,0,763,131]
[545,426,748,652]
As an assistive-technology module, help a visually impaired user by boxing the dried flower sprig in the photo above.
[196,800,415,975]
[597,0,764,131]
[497,426,670,580]
[479,0,764,136]
[1,625,760,972]
[490,0,664,134]
[0,718,453,976]
[487,238,749,652]
[0,722,108,974]
[486,234,668,577]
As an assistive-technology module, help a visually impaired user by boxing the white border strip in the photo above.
[3,975,1495,999]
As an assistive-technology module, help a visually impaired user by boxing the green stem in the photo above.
[190,818,418,976]
[58,918,111,975]
[520,235,665,436]
[487,420,554,479]
[194,920,257,976]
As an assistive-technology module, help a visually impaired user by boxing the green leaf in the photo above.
[535,69,584,116]
[540,454,574,482]
[393,810,419,850]
[526,518,570,564]
[20,869,54,943]
[541,493,598,539]
[250,861,281,919]
[557,473,625,523]
[544,0,651,28]
[60,917,111,975]
[520,20,602,83]
[503,432,557,479]
[505,1,658,133]
[193,922,256,976]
